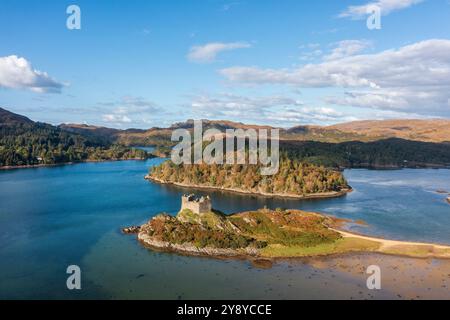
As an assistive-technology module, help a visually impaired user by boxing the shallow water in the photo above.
[0,160,449,299]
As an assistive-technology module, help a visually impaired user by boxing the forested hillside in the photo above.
[0,108,148,167]
[280,139,450,169]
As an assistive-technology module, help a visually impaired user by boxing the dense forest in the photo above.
[0,109,148,167]
[280,139,450,169]
[149,158,349,196]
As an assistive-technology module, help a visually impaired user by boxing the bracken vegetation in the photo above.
[228,209,341,247]
[144,213,265,249]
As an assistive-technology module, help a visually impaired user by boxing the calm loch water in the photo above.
[0,159,449,299]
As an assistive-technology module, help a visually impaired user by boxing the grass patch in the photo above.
[260,237,380,258]
[381,245,450,258]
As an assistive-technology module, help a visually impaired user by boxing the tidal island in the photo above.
[124,195,450,260]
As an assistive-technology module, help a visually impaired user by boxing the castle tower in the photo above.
[180,194,212,214]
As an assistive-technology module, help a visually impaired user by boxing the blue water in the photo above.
[0,160,449,299]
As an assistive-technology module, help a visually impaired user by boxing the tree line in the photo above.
[0,122,148,167]
[150,157,348,196]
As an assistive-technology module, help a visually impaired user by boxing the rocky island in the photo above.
[125,195,450,260]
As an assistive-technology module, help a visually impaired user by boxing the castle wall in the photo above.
[198,201,212,213]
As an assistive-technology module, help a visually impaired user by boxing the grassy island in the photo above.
[133,202,450,260]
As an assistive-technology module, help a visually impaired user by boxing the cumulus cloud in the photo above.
[299,49,323,62]
[324,40,372,61]
[220,39,450,116]
[298,40,370,62]
[339,0,423,19]
[188,42,251,63]
[190,93,354,126]
[100,96,160,126]
[102,114,132,124]
[0,55,64,93]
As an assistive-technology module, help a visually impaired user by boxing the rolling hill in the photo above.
[328,119,450,143]
[60,118,450,146]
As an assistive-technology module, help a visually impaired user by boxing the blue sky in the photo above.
[0,0,449,128]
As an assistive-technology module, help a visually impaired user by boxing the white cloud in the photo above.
[268,106,355,125]
[298,40,370,62]
[188,42,251,63]
[339,0,423,19]
[192,93,303,114]
[220,39,450,116]
[325,90,413,110]
[102,114,132,123]
[100,96,160,126]
[0,55,64,93]
[190,93,354,126]
[324,40,372,61]
[300,50,323,61]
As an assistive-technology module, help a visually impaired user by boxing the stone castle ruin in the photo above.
[181,194,212,214]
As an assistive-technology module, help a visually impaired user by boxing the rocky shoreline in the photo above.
[138,232,259,258]
[145,175,352,200]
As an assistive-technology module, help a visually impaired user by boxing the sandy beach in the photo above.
[331,228,450,259]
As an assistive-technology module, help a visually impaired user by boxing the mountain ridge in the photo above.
[59,117,450,144]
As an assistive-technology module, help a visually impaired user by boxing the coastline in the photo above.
[145,175,352,200]
[0,157,150,171]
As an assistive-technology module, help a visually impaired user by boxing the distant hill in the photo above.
[60,119,275,148]
[59,123,124,145]
[61,118,450,146]
[0,107,34,125]
[283,125,370,143]
[58,116,450,169]
[328,119,450,143]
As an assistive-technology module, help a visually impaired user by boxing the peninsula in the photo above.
[126,195,450,260]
